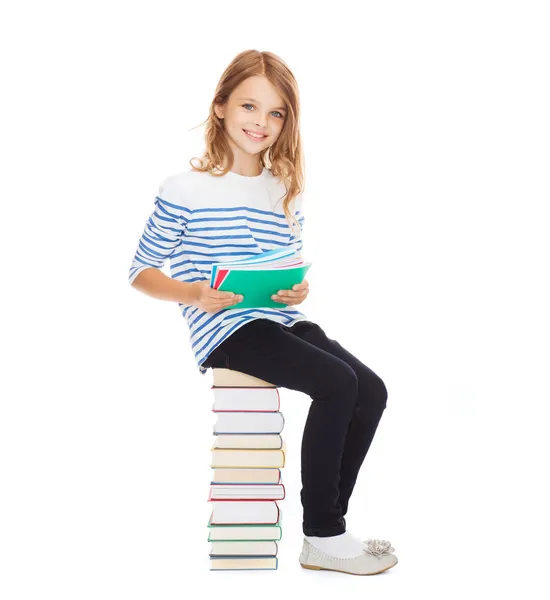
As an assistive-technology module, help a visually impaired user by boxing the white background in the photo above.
[1,0,549,598]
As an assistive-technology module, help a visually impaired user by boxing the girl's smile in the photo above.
[243,128,268,141]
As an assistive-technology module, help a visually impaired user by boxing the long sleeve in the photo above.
[128,175,193,285]
[288,191,305,257]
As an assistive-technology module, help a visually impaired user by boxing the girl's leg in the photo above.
[208,318,359,537]
[287,320,388,520]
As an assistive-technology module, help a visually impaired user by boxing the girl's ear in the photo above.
[214,103,224,120]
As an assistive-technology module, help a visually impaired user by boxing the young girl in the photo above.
[128,49,397,576]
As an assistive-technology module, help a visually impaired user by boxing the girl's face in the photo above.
[215,75,287,162]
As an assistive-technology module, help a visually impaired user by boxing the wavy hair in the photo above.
[188,49,304,236]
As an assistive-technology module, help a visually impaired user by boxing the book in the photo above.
[212,387,281,412]
[210,540,278,556]
[211,368,277,388]
[210,500,281,525]
[210,247,297,287]
[213,411,285,434]
[209,556,278,570]
[212,434,283,449]
[210,248,312,310]
[210,468,282,484]
[207,512,283,541]
[208,483,285,500]
[211,444,286,468]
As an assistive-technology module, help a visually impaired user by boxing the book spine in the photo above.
[208,375,286,568]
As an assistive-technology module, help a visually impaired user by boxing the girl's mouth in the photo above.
[243,129,267,141]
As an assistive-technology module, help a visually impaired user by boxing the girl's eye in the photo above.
[242,103,284,119]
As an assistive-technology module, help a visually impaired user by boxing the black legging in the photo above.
[203,318,388,537]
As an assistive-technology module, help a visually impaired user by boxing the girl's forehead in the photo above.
[232,77,285,106]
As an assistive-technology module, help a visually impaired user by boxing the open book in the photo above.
[210,248,312,310]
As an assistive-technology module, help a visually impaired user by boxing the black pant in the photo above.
[203,318,388,537]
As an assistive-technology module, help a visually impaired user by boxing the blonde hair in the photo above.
[189,49,304,236]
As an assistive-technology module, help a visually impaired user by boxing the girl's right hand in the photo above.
[189,280,244,313]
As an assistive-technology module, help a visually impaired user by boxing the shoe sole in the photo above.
[299,556,398,576]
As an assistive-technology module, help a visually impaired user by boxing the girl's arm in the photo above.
[128,175,195,304]
[131,267,196,304]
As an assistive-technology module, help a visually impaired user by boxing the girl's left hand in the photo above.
[271,280,309,306]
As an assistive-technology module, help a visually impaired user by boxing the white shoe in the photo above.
[299,537,398,576]
[362,538,396,555]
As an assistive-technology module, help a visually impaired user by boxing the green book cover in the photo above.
[216,264,311,310]
[207,512,284,542]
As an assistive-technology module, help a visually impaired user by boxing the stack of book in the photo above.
[207,366,286,571]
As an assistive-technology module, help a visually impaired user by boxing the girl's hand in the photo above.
[190,280,244,313]
[271,280,309,306]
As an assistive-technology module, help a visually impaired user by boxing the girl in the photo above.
[128,49,397,576]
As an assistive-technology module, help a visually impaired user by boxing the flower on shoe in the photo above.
[362,538,395,558]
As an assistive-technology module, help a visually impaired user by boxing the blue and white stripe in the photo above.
[129,174,307,375]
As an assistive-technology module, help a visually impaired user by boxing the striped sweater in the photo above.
[128,166,307,375]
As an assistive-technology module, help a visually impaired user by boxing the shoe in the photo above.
[299,537,398,576]
[362,538,396,555]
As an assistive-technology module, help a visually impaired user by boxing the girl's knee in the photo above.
[330,361,359,399]
[378,377,388,409]
[312,360,358,402]
[358,373,388,412]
